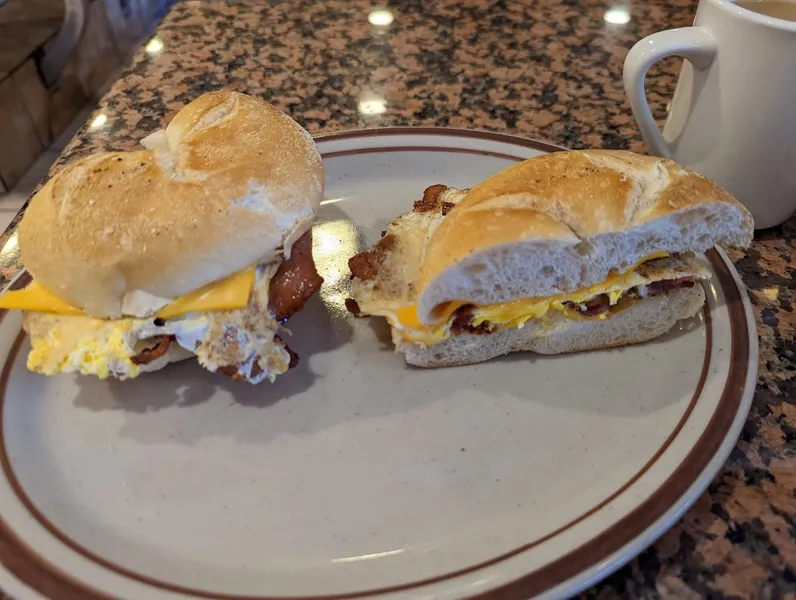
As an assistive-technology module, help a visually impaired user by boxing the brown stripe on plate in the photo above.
[6,272,31,292]
[0,131,752,600]
[313,127,568,155]
[322,147,530,162]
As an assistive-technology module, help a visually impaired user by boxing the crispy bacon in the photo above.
[131,335,174,365]
[268,231,324,323]
[218,364,244,380]
[449,305,493,335]
[412,184,448,212]
[564,294,612,317]
[348,234,396,282]
[345,298,364,317]
[286,343,299,368]
[645,278,695,296]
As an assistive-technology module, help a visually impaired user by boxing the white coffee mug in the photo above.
[624,0,796,229]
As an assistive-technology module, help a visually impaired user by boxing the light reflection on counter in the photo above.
[89,113,108,129]
[368,9,394,26]
[0,232,22,290]
[761,286,779,301]
[145,37,164,54]
[604,7,631,24]
[358,92,387,116]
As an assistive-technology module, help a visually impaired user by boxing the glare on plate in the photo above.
[145,37,164,54]
[358,94,387,116]
[312,220,360,309]
[604,8,631,24]
[89,113,107,129]
[315,228,344,257]
[313,220,360,269]
[324,266,344,287]
[333,549,406,563]
[368,9,394,26]
[320,196,353,206]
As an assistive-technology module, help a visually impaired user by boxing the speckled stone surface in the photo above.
[1,0,794,598]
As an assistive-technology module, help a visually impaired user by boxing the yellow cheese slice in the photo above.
[156,267,256,319]
[0,266,257,319]
[0,281,83,315]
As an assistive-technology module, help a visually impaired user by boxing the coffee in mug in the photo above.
[735,0,796,20]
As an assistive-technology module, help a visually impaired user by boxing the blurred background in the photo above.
[0,0,175,227]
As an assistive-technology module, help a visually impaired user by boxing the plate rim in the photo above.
[0,128,757,600]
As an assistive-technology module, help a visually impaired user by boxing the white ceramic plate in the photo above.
[0,129,757,600]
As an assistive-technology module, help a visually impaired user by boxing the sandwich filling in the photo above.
[1,232,322,383]
[347,186,710,347]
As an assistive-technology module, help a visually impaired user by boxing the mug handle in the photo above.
[623,28,717,158]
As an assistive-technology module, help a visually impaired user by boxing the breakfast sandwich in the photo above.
[346,150,754,367]
[0,91,325,383]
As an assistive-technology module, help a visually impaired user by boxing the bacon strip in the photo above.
[345,298,364,317]
[450,305,493,335]
[645,278,695,295]
[564,294,612,317]
[218,364,247,380]
[412,184,448,213]
[131,335,174,365]
[268,231,324,323]
[348,234,396,282]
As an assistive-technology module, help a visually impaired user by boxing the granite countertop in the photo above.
[2,0,795,597]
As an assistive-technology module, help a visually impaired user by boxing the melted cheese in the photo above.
[0,267,256,319]
[389,253,669,345]
[156,268,255,319]
[0,281,83,315]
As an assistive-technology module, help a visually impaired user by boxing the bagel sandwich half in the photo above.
[346,150,753,368]
[0,91,325,383]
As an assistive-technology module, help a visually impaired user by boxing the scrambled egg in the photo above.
[22,312,199,380]
[24,314,141,379]
[20,265,288,382]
